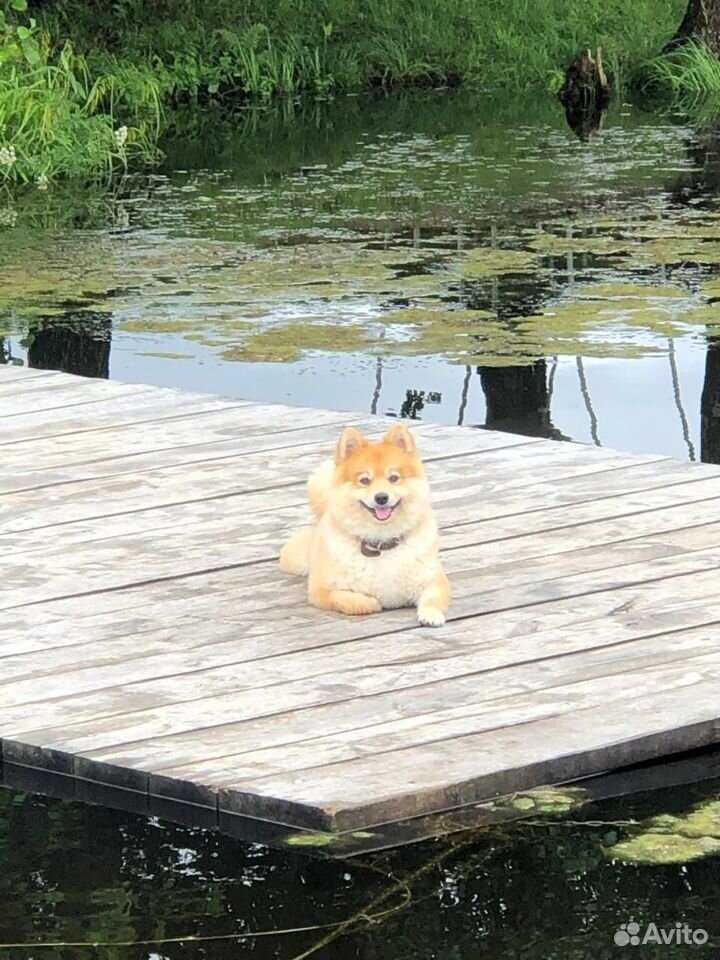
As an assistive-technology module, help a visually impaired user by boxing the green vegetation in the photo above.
[0,0,159,185]
[606,800,720,864]
[642,39,720,102]
[1,0,687,184]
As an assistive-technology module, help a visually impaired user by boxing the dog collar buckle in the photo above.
[361,537,401,558]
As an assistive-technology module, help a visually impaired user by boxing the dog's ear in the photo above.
[336,427,368,462]
[384,423,416,453]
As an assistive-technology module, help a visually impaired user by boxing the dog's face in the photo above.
[330,424,431,538]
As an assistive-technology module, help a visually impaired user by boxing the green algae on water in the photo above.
[606,798,720,865]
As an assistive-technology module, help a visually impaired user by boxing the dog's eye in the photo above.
[388,473,400,483]
[359,476,371,486]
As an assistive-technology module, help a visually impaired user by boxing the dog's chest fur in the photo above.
[314,519,440,609]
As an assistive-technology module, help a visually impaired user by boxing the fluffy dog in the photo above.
[280,424,450,626]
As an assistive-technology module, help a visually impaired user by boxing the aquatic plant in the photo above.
[605,798,720,864]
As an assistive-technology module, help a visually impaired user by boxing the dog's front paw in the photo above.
[339,592,382,616]
[418,605,446,627]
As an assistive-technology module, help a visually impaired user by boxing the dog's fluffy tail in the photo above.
[307,459,334,518]
[280,461,334,576]
[279,527,314,576]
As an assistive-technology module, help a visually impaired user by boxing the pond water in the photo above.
[3,90,720,957]
[2,771,720,959]
[4,91,720,459]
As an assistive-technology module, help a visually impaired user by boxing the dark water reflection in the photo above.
[1,777,719,960]
[26,311,112,379]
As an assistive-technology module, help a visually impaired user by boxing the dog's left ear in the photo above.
[336,426,368,462]
[384,423,416,453]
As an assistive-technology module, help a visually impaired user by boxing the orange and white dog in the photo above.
[280,424,450,626]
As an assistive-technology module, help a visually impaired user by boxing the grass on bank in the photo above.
[0,0,688,186]
[642,40,720,103]
[0,1,159,186]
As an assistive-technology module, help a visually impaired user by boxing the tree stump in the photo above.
[558,48,611,141]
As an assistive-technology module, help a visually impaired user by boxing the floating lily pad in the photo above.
[686,302,720,327]
[701,279,720,298]
[361,272,452,298]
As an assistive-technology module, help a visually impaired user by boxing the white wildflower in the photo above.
[113,204,130,228]
[0,206,18,227]
[0,145,17,167]
[113,125,128,149]
[36,174,49,191]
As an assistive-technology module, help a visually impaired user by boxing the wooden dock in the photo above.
[2,365,720,852]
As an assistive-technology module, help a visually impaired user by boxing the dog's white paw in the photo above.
[418,605,445,627]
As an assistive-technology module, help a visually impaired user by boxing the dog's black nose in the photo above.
[374,491,389,506]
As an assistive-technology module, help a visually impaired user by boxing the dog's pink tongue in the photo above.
[374,505,393,521]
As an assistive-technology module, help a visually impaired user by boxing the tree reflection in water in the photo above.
[27,311,111,379]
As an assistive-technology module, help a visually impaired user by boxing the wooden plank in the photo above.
[5,557,719,699]
[0,449,686,553]
[0,367,69,386]
[1,378,155,416]
[0,416,376,498]
[0,411,537,473]
[5,480,712,641]
[4,746,720,858]
[7,654,719,831]
[0,391,251,444]
[0,367,62,385]
[215,680,720,830]
[0,427,498,530]
[3,504,720,674]
[3,509,720,675]
[446,509,720,581]
[0,436,662,527]
[0,413,535,499]
[81,619,720,784]
[150,635,720,792]
[0,373,124,397]
[5,543,720,754]
[4,468,720,609]
[0,403,353,469]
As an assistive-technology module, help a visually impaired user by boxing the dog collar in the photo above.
[360,537,402,558]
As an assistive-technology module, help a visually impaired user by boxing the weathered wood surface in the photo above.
[1,367,720,839]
